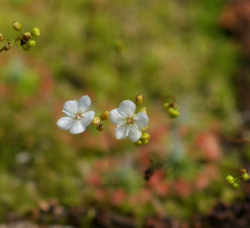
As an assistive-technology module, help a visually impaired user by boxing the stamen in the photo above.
[63,110,75,117]
[134,124,138,129]
[117,121,126,127]
[126,126,130,136]
[130,124,134,132]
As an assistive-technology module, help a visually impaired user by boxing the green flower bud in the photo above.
[134,140,142,147]
[27,39,36,47]
[168,107,179,118]
[91,117,101,126]
[226,175,234,184]
[242,173,250,181]
[100,111,109,121]
[135,95,144,105]
[0,33,4,41]
[232,183,239,189]
[141,132,150,141]
[139,107,147,114]
[241,168,247,174]
[96,123,104,131]
[163,103,170,109]
[12,21,23,31]
[31,27,40,37]
[142,139,149,145]
[22,44,30,51]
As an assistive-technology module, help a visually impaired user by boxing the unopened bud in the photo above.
[4,41,13,51]
[241,168,247,174]
[12,21,23,31]
[22,44,30,51]
[242,173,250,181]
[100,111,109,121]
[142,139,149,145]
[226,175,234,184]
[163,103,170,109]
[0,33,4,41]
[27,39,36,47]
[141,132,150,141]
[168,108,179,118]
[31,27,40,37]
[96,123,104,131]
[139,107,147,114]
[22,32,31,42]
[135,95,144,105]
[91,117,101,126]
[232,183,239,189]
[134,140,142,147]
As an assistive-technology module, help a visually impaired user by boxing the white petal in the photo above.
[57,117,74,131]
[109,108,126,125]
[128,124,142,142]
[133,112,149,129]
[69,120,85,134]
[118,100,136,118]
[78,95,91,113]
[114,124,128,140]
[63,100,78,117]
[80,111,95,127]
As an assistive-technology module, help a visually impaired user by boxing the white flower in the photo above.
[57,95,95,134]
[109,100,149,142]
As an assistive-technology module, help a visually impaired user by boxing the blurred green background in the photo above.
[0,0,248,226]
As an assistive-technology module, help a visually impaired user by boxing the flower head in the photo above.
[57,95,95,134]
[109,100,149,142]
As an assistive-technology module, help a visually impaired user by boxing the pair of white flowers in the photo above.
[57,95,149,143]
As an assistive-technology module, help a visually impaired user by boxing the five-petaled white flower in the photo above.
[57,95,95,134]
[109,100,149,142]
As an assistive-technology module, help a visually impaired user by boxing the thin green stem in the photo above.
[14,31,23,42]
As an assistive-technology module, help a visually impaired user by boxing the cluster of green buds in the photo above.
[163,96,179,119]
[91,111,109,131]
[135,131,150,146]
[0,21,40,53]
[134,95,151,146]
[226,168,250,189]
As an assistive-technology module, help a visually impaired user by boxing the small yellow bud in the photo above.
[12,21,23,31]
[31,27,40,37]
[0,33,4,41]
[226,175,234,184]
[242,173,250,181]
[163,103,170,109]
[135,95,144,105]
[27,39,36,47]
[141,132,150,141]
[100,111,110,121]
[91,117,101,126]
[241,169,247,174]
[168,108,179,119]
[142,139,149,145]
[139,107,147,114]
[96,123,104,131]
[22,32,31,42]
[232,183,239,189]
[134,140,142,147]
